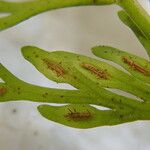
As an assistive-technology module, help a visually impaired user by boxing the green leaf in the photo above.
[38,104,137,129]
[0,0,116,31]
[0,46,150,128]
[92,46,150,84]
[117,0,150,40]
[118,10,150,57]
[22,46,150,102]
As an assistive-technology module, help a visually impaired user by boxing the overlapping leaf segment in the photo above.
[0,0,150,55]
[0,46,150,128]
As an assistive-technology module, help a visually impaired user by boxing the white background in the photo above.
[0,0,150,150]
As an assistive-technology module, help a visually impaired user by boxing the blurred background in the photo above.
[0,0,150,150]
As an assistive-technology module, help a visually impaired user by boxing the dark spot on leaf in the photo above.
[73,76,77,79]
[45,92,48,95]
[119,114,123,119]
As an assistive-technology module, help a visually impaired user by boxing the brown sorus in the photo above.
[0,87,7,96]
[122,57,150,76]
[43,59,66,77]
[65,108,92,121]
[81,63,109,79]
